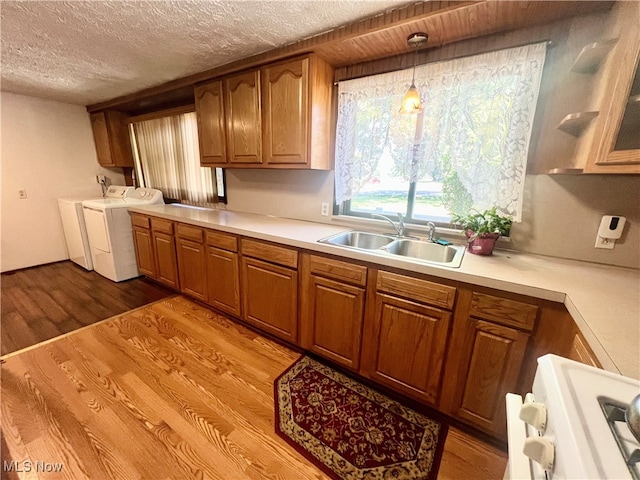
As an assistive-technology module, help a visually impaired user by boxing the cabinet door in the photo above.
[206,246,241,317]
[225,71,262,164]
[176,238,208,301]
[241,257,297,343]
[301,275,365,370]
[153,232,179,289]
[361,293,451,406]
[90,112,114,167]
[453,319,529,436]
[262,57,309,165]
[568,332,601,368]
[133,227,156,278]
[195,81,227,166]
[90,111,134,167]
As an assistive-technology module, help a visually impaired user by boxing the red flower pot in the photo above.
[465,230,500,255]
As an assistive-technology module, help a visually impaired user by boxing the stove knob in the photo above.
[523,437,554,471]
[519,402,547,432]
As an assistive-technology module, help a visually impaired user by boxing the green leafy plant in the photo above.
[450,207,513,240]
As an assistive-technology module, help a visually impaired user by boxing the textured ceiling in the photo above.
[1,0,410,106]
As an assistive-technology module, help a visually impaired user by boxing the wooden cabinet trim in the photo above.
[376,270,456,309]
[151,217,174,235]
[205,230,238,252]
[241,239,298,268]
[131,213,150,229]
[176,224,205,243]
[470,292,539,331]
[309,254,367,286]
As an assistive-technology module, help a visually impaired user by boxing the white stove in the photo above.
[506,354,640,480]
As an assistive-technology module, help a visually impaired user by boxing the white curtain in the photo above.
[334,43,547,221]
[132,112,218,205]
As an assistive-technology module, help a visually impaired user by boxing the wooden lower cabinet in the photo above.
[441,289,535,438]
[152,232,179,289]
[451,319,529,435]
[300,254,366,370]
[133,226,156,278]
[176,230,208,302]
[568,331,601,368]
[360,271,452,406]
[241,256,298,343]
[206,246,241,316]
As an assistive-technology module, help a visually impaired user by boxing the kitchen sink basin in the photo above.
[382,239,465,267]
[319,231,395,249]
[318,231,465,268]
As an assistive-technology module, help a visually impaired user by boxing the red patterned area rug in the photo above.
[274,356,448,480]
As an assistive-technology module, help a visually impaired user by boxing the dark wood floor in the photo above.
[1,261,174,356]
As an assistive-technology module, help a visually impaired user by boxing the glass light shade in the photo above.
[399,83,423,113]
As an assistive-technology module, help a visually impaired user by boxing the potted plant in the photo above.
[450,207,513,255]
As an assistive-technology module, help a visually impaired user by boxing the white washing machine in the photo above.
[57,187,136,270]
[82,187,164,282]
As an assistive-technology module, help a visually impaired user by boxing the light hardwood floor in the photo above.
[1,296,506,479]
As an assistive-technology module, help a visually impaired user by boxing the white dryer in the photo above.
[57,187,135,270]
[82,187,164,282]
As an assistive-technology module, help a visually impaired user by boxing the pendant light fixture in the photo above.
[399,32,428,114]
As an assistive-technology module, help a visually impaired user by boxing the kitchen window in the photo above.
[334,43,547,224]
[130,111,226,205]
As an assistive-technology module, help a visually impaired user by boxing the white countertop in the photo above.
[130,204,640,379]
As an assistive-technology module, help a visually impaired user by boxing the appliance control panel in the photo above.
[105,186,135,198]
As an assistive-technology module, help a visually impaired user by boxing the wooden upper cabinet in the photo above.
[90,111,134,167]
[224,70,262,164]
[584,5,640,173]
[262,57,309,165]
[193,54,332,169]
[194,81,227,166]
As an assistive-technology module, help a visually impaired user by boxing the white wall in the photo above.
[226,168,640,269]
[226,169,334,224]
[1,92,125,272]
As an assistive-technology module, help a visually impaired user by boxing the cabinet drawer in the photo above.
[241,239,297,268]
[176,224,204,243]
[151,218,173,234]
[470,292,538,331]
[131,213,150,229]
[309,255,366,286]
[206,230,238,252]
[376,271,456,309]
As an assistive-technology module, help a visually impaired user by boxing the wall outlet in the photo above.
[18,189,27,199]
[321,202,330,216]
[96,174,106,184]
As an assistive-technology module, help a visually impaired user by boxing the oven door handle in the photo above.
[504,393,533,480]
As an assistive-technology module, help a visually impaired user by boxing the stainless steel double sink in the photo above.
[318,231,465,268]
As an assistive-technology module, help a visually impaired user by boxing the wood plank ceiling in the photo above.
[89,0,614,114]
